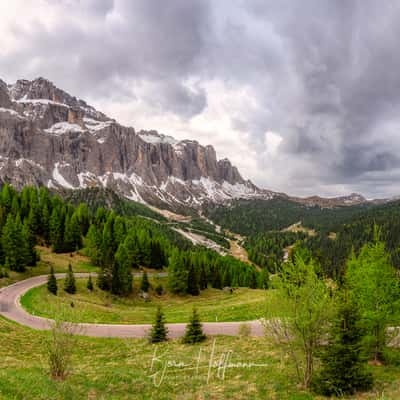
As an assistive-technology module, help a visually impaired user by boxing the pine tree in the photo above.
[47,266,58,295]
[314,293,373,396]
[187,264,200,295]
[140,271,150,293]
[64,264,76,294]
[212,268,222,289]
[97,267,111,291]
[182,308,206,344]
[22,219,37,266]
[199,265,208,290]
[87,274,94,291]
[112,243,133,296]
[222,268,231,287]
[168,251,188,294]
[50,207,64,253]
[64,212,82,252]
[149,306,168,343]
[2,214,26,271]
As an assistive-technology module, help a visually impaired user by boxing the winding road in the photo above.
[0,274,264,338]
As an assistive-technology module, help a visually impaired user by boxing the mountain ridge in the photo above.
[0,77,379,209]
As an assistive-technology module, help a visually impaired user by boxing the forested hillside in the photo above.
[203,198,374,236]
[210,197,400,280]
[0,185,264,296]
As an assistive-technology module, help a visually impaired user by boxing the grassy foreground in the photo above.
[1,316,400,399]
[21,279,270,324]
[0,247,97,289]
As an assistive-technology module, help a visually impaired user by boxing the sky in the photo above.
[1,0,400,198]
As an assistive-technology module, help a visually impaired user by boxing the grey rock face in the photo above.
[0,77,273,207]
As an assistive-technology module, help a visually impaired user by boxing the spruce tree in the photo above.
[149,306,168,343]
[87,274,94,291]
[140,271,150,293]
[64,212,82,252]
[50,207,64,253]
[187,264,200,295]
[212,268,222,289]
[182,308,206,344]
[64,264,76,294]
[199,265,208,290]
[47,266,58,295]
[112,243,133,296]
[2,214,26,271]
[168,251,188,294]
[314,293,373,396]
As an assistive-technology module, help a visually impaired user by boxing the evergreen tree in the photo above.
[2,214,26,271]
[47,266,58,295]
[187,264,200,295]
[41,204,51,244]
[314,293,373,396]
[64,212,82,252]
[222,268,231,287]
[182,308,206,344]
[64,264,76,294]
[50,207,64,253]
[87,274,94,291]
[85,225,103,266]
[149,306,168,343]
[140,271,150,293]
[199,265,208,290]
[168,251,188,294]
[211,267,222,289]
[22,219,37,266]
[97,267,111,291]
[112,243,133,296]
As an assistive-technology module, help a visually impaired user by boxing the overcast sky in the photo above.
[2,0,400,198]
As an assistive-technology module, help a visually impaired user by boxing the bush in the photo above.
[45,319,75,380]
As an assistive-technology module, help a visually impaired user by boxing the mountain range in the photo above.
[0,77,376,209]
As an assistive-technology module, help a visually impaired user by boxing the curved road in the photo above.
[0,274,264,338]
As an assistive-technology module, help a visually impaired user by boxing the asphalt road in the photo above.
[0,273,264,338]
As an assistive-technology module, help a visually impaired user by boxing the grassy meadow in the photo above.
[21,278,271,324]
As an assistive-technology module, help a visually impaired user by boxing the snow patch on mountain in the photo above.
[52,162,75,189]
[139,131,179,146]
[45,122,84,135]
[0,107,20,117]
[16,97,69,108]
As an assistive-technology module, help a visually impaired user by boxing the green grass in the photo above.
[1,316,400,399]
[0,247,98,289]
[21,279,272,324]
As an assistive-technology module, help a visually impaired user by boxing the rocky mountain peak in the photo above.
[0,77,271,208]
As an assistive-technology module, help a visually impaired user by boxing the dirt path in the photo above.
[0,274,264,338]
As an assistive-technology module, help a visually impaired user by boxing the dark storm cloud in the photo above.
[3,0,400,197]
